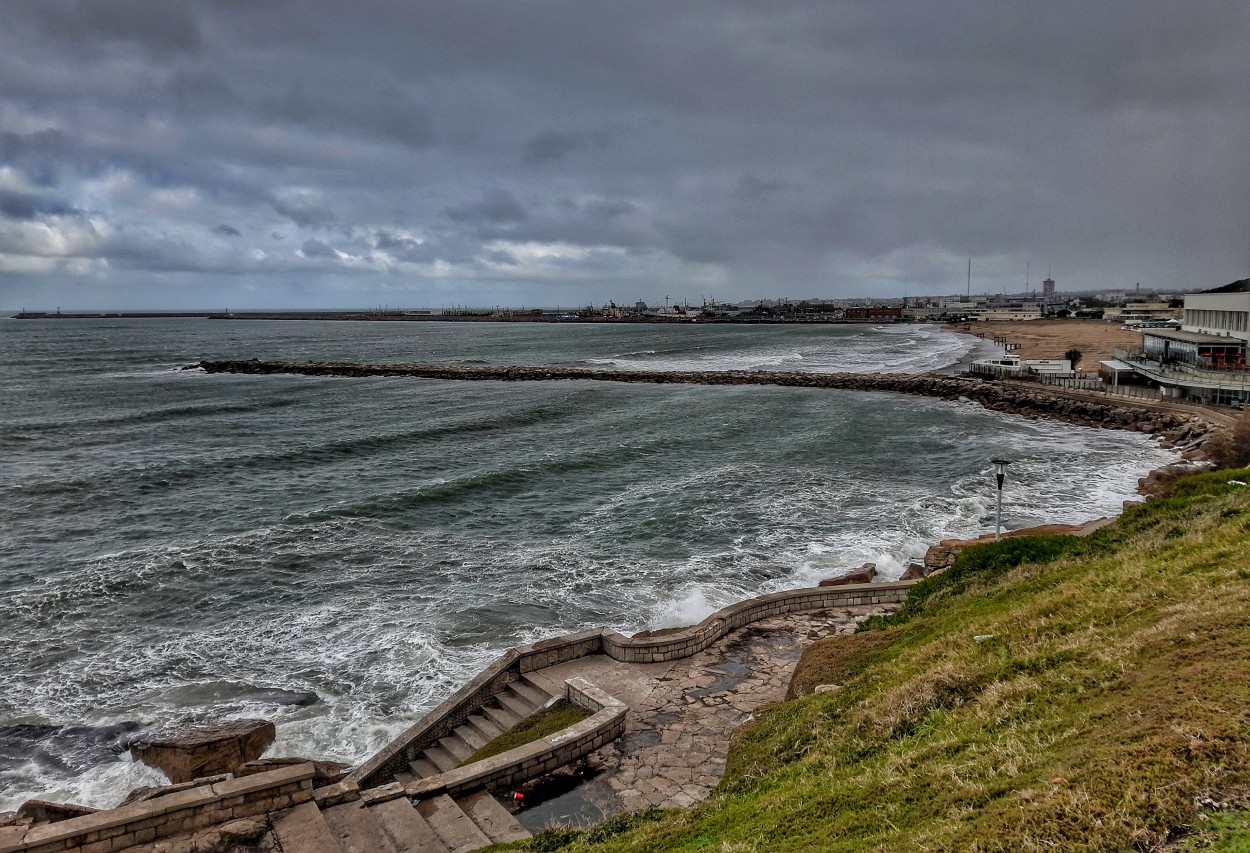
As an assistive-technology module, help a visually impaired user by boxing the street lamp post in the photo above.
[992,459,1011,540]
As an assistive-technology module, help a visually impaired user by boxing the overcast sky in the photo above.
[1,1,1248,309]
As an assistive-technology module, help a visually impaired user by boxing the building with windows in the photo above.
[1114,280,1250,405]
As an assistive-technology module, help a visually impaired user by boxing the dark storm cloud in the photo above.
[445,190,529,225]
[34,0,202,58]
[300,238,337,258]
[1,0,1248,308]
[0,188,79,220]
[521,130,610,166]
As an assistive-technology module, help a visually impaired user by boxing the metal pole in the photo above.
[992,460,1010,541]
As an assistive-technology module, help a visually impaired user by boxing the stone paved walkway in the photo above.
[524,603,895,820]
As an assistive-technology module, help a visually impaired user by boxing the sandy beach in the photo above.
[945,318,1145,370]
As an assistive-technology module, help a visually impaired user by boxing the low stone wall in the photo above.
[361,677,627,807]
[0,764,314,853]
[349,581,914,789]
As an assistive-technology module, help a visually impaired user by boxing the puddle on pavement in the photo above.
[509,766,624,831]
[619,728,662,752]
[687,650,755,699]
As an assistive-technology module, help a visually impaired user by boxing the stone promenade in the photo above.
[524,603,895,820]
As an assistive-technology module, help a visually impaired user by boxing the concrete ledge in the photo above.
[0,764,315,853]
[376,677,628,804]
[350,581,915,789]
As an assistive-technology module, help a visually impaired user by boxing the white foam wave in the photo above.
[646,586,722,629]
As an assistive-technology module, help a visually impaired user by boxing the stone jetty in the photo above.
[194,359,1213,439]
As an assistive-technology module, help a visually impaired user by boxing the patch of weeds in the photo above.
[786,630,897,699]
[1170,810,1250,851]
[583,809,667,843]
[859,535,1091,630]
[462,699,591,765]
[518,827,582,851]
[1169,468,1250,499]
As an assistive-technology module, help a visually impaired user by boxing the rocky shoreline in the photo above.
[193,359,1216,444]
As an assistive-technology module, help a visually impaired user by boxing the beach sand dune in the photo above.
[946,318,1145,370]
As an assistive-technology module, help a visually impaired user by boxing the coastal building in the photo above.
[1114,279,1250,404]
[1103,301,1180,324]
[970,353,1073,378]
[842,306,904,320]
[971,303,1044,321]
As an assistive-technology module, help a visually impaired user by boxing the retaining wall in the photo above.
[361,676,627,808]
[0,764,314,853]
[349,581,914,789]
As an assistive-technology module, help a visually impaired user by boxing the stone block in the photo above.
[131,720,276,784]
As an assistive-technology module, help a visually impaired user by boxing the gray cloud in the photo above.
[300,238,337,258]
[0,188,78,220]
[521,129,609,166]
[445,189,529,225]
[34,0,201,58]
[1,0,1248,309]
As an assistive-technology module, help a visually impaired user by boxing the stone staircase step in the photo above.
[322,799,400,853]
[370,796,449,853]
[417,794,492,853]
[423,743,460,773]
[438,734,473,763]
[270,800,344,853]
[409,758,439,779]
[464,714,502,742]
[509,678,551,707]
[457,790,531,845]
[494,690,535,719]
[395,769,417,785]
[453,724,487,752]
[481,703,520,731]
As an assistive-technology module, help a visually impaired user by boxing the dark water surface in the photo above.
[0,319,1173,807]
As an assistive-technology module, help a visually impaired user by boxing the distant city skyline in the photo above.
[2,2,1249,310]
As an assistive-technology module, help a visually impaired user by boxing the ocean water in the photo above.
[0,319,1175,809]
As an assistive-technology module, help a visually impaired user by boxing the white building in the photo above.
[1114,280,1250,404]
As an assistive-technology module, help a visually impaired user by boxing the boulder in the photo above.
[819,563,876,586]
[899,563,927,581]
[131,719,275,784]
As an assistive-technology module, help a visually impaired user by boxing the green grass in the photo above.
[461,699,591,766]
[1172,812,1250,851]
[496,468,1250,852]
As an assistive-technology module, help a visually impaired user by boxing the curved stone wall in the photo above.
[349,580,913,789]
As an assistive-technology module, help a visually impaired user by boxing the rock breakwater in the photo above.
[194,359,1214,440]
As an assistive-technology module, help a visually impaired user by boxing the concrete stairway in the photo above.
[272,789,529,853]
[395,676,554,785]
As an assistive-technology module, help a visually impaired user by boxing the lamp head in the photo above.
[992,459,1011,489]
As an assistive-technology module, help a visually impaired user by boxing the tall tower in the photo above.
[1043,277,1056,298]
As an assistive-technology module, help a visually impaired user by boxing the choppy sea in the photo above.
[0,319,1175,809]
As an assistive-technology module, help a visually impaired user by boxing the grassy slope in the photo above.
[506,470,1250,853]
